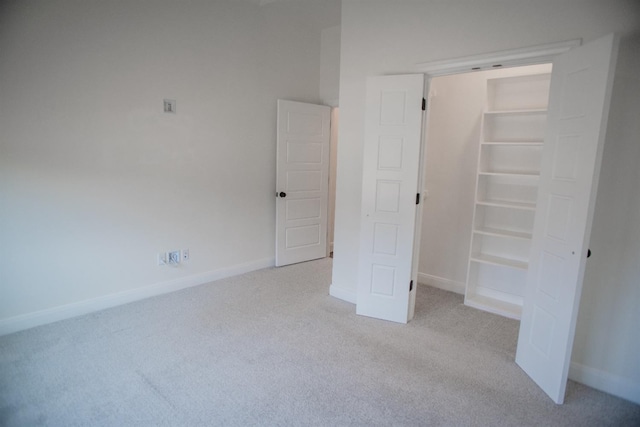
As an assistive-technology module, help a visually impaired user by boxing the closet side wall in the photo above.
[418,64,552,293]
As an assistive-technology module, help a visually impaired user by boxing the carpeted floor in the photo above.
[1,258,638,426]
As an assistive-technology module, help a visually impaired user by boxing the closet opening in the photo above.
[417,63,553,320]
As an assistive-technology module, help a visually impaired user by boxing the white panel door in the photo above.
[276,100,331,267]
[356,74,425,323]
[516,34,619,404]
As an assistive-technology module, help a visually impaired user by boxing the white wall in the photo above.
[320,25,341,252]
[418,64,551,294]
[570,34,640,400]
[333,0,640,403]
[0,0,339,330]
[320,25,341,107]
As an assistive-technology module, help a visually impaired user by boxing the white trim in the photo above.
[323,98,339,108]
[474,286,523,307]
[329,284,356,304]
[0,257,275,336]
[417,273,465,295]
[569,362,640,405]
[415,39,581,77]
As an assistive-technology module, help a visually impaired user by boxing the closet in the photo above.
[419,64,552,320]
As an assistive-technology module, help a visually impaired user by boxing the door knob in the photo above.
[279,192,287,198]
[587,249,592,258]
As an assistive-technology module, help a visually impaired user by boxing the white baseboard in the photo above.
[417,273,465,295]
[329,273,463,305]
[329,284,356,304]
[0,257,275,336]
[569,361,640,405]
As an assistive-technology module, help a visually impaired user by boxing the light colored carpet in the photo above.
[1,258,638,426]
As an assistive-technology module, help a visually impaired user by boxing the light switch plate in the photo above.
[163,99,176,114]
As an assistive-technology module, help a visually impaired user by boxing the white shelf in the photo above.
[470,253,528,270]
[476,199,536,211]
[464,294,522,320]
[486,72,551,112]
[473,226,532,240]
[484,108,547,116]
[478,171,539,177]
[481,141,544,146]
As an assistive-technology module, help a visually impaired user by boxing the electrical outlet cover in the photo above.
[182,249,189,260]
[157,252,167,265]
[163,99,176,114]
[168,250,181,264]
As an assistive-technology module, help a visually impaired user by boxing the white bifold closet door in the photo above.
[516,33,619,404]
[356,74,425,324]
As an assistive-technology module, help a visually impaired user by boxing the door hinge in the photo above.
[422,97,426,111]
[416,193,420,205]
[410,280,414,292]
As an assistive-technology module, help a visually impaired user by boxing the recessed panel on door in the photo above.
[286,198,322,221]
[375,180,401,213]
[552,135,580,181]
[380,91,407,125]
[537,251,563,301]
[286,171,321,192]
[544,195,572,242]
[287,142,323,164]
[560,69,588,119]
[285,224,320,249]
[530,306,556,357]
[371,264,396,296]
[378,137,404,170]
[287,112,323,135]
[373,223,399,256]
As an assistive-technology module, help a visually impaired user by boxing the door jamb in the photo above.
[408,76,431,321]
[326,107,339,258]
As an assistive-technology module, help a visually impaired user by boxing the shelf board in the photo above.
[484,108,547,116]
[476,199,536,211]
[473,226,532,240]
[478,171,540,177]
[481,141,544,146]
[470,252,528,270]
[464,294,522,320]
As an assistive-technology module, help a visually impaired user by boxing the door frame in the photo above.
[410,38,581,305]
[326,107,340,258]
[352,39,582,315]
